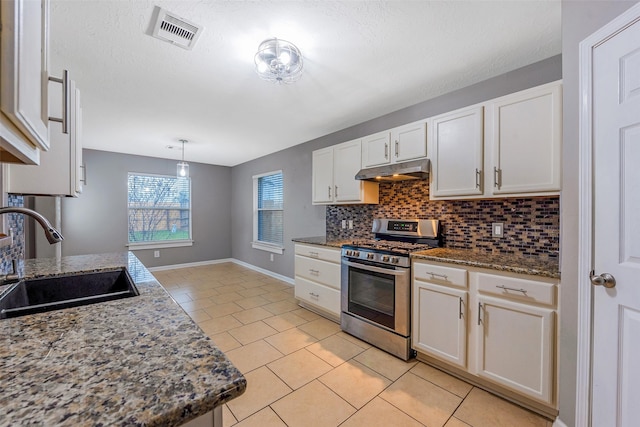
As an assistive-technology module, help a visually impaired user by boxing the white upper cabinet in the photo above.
[361,131,390,167]
[312,139,379,205]
[312,147,334,204]
[0,0,50,163]
[488,82,562,195]
[430,106,484,198]
[7,80,83,197]
[392,120,428,162]
[430,81,562,200]
[362,120,427,168]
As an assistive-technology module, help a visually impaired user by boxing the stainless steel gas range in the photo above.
[340,218,441,360]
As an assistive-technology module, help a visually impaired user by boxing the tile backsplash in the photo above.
[0,194,25,274]
[326,180,559,260]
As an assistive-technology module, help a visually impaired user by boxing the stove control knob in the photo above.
[353,251,360,257]
[367,253,375,260]
[381,255,390,262]
[345,250,352,256]
[391,257,400,264]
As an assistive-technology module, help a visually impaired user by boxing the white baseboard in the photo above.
[231,259,295,285]
[147,258,234,272]
[553,417,568,427]
[147,258,295,285]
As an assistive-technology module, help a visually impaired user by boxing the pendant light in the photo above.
[177,139,189,178]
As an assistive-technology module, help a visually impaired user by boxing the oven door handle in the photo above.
[342,259,409,276]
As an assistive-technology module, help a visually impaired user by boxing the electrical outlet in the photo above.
[270,253,274,262]
[341,219,347,229]
[348,220,354,229]
[154,250,160,258]
[492,223,504,238]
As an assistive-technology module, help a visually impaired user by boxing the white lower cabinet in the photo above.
[294,244,341,320]
[412,259,558,408]
[413,280,468,368]
[476,294,554,402]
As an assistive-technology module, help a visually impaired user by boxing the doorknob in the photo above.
[590,270,616,288]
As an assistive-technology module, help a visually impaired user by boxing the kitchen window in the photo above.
[252,170,284,254]
[127,173,193,250]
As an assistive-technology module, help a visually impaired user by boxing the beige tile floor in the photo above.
[153,263,553,427]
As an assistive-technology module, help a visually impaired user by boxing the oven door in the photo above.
[341,258,410,336]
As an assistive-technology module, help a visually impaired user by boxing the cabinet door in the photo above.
[392,121,427,162]
[312,147,334,204]
[430,107,483,198]
[361,131,390,167]
[476,295,555,403]
[489,82,562,195]
[413,280,467,368]
[333,140,363,202]
[0,0,49,151]
[7,82,81,196]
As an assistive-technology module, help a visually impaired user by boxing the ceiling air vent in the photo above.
[150,7,203,50]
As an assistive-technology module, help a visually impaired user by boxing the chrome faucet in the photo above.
[0,207,64,244]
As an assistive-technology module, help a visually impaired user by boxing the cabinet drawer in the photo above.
[295,276,341,316]
[413,262,468,288]
[295,255,341,289]
[476,273,556,307]
[295,244,341,263]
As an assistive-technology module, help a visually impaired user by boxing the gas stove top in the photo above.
[341,218,441,267]
[343,239,435,255]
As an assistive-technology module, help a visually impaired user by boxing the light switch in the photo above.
[492,222,504,238]
[348,220,354,229]
[154,250,160,258]
[341,220,347,229]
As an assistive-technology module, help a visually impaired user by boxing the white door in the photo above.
[591,10,640,427]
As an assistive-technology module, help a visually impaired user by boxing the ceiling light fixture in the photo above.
[254,38,303,84]
[177,139,189,178]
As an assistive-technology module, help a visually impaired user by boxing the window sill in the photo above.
[127,240,193,251]
[252,241,284,254]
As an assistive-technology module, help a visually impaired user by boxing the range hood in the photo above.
[355,159,430,182]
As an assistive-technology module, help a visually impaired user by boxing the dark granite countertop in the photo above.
[292,236,349,248]
[411,247,560,279]
[292,236,559,279]
[0,252,246,426]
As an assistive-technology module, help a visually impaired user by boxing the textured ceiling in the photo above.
[49,1,561,167]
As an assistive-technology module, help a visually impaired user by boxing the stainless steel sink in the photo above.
[0,268,139,319]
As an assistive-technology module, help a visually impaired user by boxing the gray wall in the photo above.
[230,55,562,279]
[37,149,233,268]
[559,1,637,426]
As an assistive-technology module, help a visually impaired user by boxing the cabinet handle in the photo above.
[80,164,87,185]
[308,251,319,258]
[309,269,319,275]
[328,186,331,198]
[477,302,483,325]
[496,285,528,294]
[335,185,338,198]
[309,292,319,298]
[475,168,481,189]
[459,297,463,320]
[493,167,502,189]
[384,143,388,159]
[48,70,71,134]
[395,140,399,157]
[426,271,448,280]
